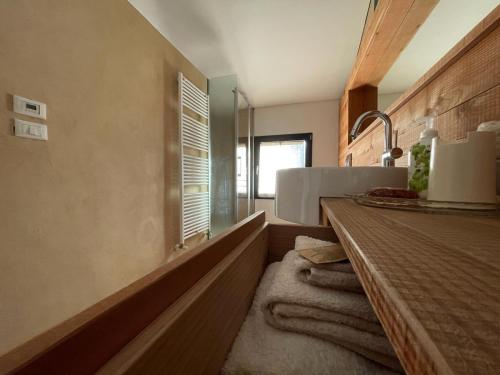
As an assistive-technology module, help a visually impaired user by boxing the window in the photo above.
[254,133,312,199]
[237,142,247,196]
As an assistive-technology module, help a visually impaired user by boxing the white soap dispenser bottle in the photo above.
[408,111,438,198]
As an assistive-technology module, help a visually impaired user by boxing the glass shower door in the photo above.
[209,75,237,236]
[236,91,254,221]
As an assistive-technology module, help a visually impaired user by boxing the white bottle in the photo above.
[408,113,438,199]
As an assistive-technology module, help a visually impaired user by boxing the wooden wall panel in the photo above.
[347,85,378,138]
[340,7,500,166]
[338,94,349,165]
[97,223,269,375]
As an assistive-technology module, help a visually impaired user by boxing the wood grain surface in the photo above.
[97,222,269,375]
[339,5,500,166]
[347,0,438,90]
[0,212,265,375]
[346,85,378,141]
[321,198,500,375]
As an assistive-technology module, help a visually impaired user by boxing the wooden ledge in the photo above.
[97,221,270,374]
[321,198,500,375]
[0,212,266,375]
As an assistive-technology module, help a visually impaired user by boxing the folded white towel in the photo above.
[262,251,402,371]
[294,236,364,293]
[222,263,398,375]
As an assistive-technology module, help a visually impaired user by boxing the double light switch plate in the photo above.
[14,118,48,141]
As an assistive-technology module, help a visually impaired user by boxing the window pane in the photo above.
[237,144,247,195]
[258,140,306,197]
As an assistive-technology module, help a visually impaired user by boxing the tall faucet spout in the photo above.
[350,110,402,167]
[351,110,392,150]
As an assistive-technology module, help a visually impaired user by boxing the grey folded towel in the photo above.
[262,251,402,371]
[222,263,398,375]
[294,235,364,293]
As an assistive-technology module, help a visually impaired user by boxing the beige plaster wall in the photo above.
[0,0,206,355]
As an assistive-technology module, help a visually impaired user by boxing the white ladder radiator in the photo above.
[178,73,210,244]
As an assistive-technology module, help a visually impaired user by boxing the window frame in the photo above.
[253,133,312,199]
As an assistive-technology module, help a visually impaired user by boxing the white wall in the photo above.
[378,92,404,112]
[253,100,339,223]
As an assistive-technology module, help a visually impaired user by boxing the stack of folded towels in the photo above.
[222,236,403,375]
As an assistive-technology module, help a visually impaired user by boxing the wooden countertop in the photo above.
[320,198,500,375]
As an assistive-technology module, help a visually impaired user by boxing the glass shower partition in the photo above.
[209,75,237,236]
[209,75,254,237]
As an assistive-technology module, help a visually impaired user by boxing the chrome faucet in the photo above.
[350,110,403,167]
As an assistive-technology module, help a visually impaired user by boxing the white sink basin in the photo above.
[275,167,407,225]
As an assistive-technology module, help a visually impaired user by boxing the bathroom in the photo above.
[0,0,499,374]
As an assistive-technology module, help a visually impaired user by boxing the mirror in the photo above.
[378,0,498,111]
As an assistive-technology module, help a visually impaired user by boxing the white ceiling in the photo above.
[379,0,499,95]
[128,0,370,107]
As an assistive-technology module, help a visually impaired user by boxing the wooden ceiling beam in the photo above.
[346,0,439,91]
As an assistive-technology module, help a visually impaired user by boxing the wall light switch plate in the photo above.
[14,119,48,141]
[13,95,47,119]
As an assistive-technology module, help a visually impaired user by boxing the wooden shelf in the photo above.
[321,198,500,375]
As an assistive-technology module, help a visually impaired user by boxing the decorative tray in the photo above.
[348,194,500,215]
